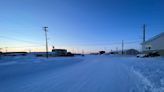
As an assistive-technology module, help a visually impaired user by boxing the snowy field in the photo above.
[0,55,164,92]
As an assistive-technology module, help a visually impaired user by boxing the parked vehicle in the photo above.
[148,52,160,57]
[137,52,160,58]
[136,54,148,58]
[66,52,74,56]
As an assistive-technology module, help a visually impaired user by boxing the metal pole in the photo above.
[44,27,48,58]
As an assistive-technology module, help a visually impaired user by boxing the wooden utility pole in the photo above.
[43,27,48,58]
[122,40,124,55]
[82,49,84,54]
[143,24,146,43]
[116,47,118,54]
[5,47,8,53]
[82,49,84,56]
[0,48,2,52]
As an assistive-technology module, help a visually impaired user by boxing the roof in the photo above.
[142,32,164,44]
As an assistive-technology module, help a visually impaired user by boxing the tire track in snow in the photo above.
[0,56,146,92]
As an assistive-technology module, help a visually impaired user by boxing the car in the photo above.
[148,52,160,57]
[67,52,74,56]
[136,54,148,58]
[137,52,160,58]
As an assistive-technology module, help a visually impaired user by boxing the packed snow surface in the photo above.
[0,55,164,92]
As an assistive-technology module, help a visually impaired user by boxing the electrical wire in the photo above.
[0,35,44,45]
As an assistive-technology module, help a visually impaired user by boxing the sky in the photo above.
[0,0,164,52]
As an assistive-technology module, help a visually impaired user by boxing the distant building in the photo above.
[0,48,2,54]
[99,51,105,55]
[125,49,139,55]
[90,53,99,55]
[1,52,27,56]
[52,49,67,56]
[142,32,164,56]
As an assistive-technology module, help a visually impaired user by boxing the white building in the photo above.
[52,49,67,56]
[142,32,164,55]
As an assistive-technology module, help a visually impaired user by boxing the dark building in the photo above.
[125,49,139,55]
[99,51,105,55]
[52,49,67,56]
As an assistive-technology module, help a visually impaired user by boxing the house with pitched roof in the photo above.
[142,32,164,55]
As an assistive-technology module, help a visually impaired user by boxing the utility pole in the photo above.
[5,47,8,53]
[82,49,84,56]
[28,49,31,53]
[0,48,2,52]
[143,24,146,43]
[122,40,124,55]
[43,26,48,58]
[116,47,118,54]
[72,48,75,54]
[82,49,84,54]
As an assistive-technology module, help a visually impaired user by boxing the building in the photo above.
[52,49,67,56]
[125,49,139,55]
[1,52,28,56]
[99,51,105,55]
[142,32,164,56]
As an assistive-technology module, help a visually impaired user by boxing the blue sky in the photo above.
[0,0,164,52]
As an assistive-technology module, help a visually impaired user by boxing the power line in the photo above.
[0,35,44,45]
[0,33,141,52]
[125,41,140,44]
[2,45,45,48]
[54,41,140,46]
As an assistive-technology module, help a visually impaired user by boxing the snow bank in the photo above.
[125,57,164,92]
[0,55,83,65]
[0,56,84,82]
[0,55,164,92]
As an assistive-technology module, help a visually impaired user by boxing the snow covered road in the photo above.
[0,55,164,92]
